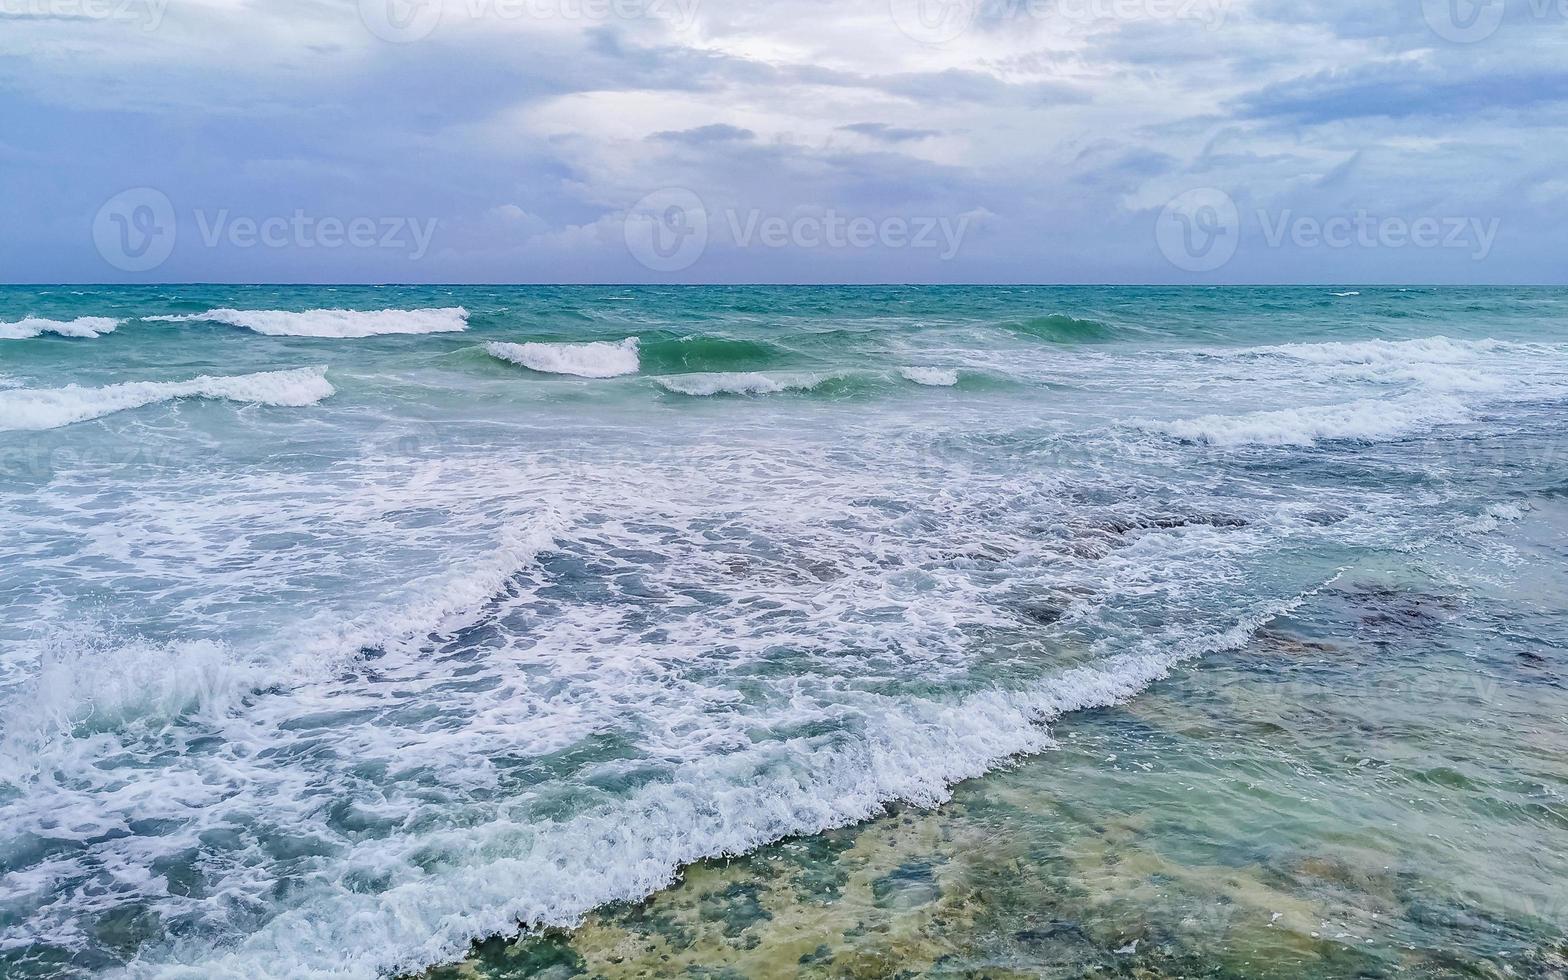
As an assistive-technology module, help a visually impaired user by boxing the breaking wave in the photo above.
[0,316,122,340]
[145,308,469,338]
[1148,394,1473,447]
[0,367,334,431]
[654,372,842,397]
[900,366,960,387]
[485,338,640,378]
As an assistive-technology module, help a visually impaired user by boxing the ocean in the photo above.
[0,286,1563,979]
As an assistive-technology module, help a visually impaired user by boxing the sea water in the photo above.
[0,286,1563,978]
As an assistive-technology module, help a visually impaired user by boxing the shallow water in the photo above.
[436,516,1568,978]
[0,286,1563,978]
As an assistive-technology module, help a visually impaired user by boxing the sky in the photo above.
[0,0,1563,283]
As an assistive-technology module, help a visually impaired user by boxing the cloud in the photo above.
[839,122,942,142]
[0,0,1562,282]
[1238,64,1568,123]
[649,123,757,143]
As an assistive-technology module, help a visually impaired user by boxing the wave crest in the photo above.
[1148,394,1471,447]
[485,338,640,378]
[0,367,334,431]
[1222,336,1560,393]
[654,372,838,397]
[0,316,122,341]
[900,366,960,387]
[146,308,469,338]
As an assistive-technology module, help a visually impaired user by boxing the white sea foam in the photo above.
[485,338,640,378]
[0,367,334,431]
[0,520,560,778]
[1331,290,1361,297]
[1242,336,1505,366]
[900,366,960,387]
[0,632,254,764]
[655,372,833,396]
[1218,336,1568,394]
[0,308,1510,980]
[1149,394,1472,447]
[145,307,469,338]
[0,406,1399,980]
[0,316,122,340]
[114,583,1325,980]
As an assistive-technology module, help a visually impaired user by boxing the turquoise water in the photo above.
[0,286,1564,978]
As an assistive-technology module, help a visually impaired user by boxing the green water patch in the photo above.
[637,335,795,375]
[424,575,1568,980]
[651,372,891,401]
[1005,313,1118,344]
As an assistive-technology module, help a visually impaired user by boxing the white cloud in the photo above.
[1,0,1564,281]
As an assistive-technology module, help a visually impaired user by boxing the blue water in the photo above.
[0,286,1564,979]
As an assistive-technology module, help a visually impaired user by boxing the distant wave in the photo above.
[654,372,840,397]
[145,307,469,338]
[1237,336,1509,366]
[0,316,122,340]
[1148,394,1471,448]
[0,367,334,431]
[1007,314,1116,343]
[639,335,789,374]
[1331,291,1361,297]
[485,339,640,378]
[1225,336,1545,393]
[900,366,960,387]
